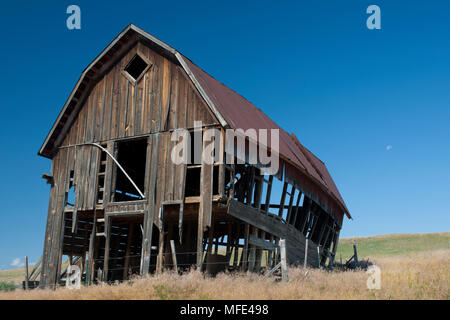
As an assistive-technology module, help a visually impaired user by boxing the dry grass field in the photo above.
[1,232,448,300]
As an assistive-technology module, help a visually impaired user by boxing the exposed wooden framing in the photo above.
[278,182,288,217]
[249,234,278,251]
[280,239,288,281]
[156,207,165,273]
[241,223,250,271]
[286,185,296,223]
[232,222,241,268]
[170,240,178,273]
[123,223,134,279]
[248,227,257,272]
[178,164,187,244]
[300,198,313,234]
[317,214,330,245]
[264,175,273,215]
[205,219,215,273]
[291,192,302,226]
[254,175,263,212]
[267,234,274,267]
[103,216,111,281]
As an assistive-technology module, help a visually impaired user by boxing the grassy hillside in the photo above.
[335,232,450,261]
[1,232,448,299]
[0,268,27,287]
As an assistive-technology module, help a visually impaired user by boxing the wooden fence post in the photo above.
[353,244,358,264]
[304,238,309,268]
[24,256,29,290]
[280,239,288,281]
[317,246,321,268]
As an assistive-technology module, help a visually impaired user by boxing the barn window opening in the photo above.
[66,170,76,207]
[185,166,201,197]
[185,130,203,197]
[124,54,149,83]
[113,138,147,202]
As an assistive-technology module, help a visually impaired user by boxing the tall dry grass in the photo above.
[1,249,448,300]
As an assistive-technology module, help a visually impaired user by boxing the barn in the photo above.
[37,24,351,288]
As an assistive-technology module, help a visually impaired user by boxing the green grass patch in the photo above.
[335,232,450,261]
[0,281,16,292]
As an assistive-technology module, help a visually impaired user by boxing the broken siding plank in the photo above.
[168,65,179,130]
[177,72,187,129]
[135,72,144,135]
[101,70,113,141]
[142,62,152,134]
[149,54,161,133]
[98,74,107,141]
[161,57,171,130]
[95,79,105,141]
[200,131,214,229]
[111,63,121,140]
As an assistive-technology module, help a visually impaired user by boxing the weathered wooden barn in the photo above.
[38,24,351,288]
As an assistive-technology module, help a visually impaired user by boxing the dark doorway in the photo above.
[113,138,147,202]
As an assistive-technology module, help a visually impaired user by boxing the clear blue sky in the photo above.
[0,0,449,269]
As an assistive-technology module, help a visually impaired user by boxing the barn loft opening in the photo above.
[124,54,149,82]
[113,138,147,202]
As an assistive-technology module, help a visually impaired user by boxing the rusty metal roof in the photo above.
[182,55,350,219]
[38,24,350,220]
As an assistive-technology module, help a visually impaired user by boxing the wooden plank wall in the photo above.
[41,41,219,286]
[54,41,217,212]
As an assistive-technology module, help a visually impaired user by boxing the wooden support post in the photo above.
[291,192,301,226]
[196,217,204,269]
[248,227,257,272]
[233,223,240,268]
[84,252,89,286]
[24,256,29,290]
[317,245,321,268]
[156,208,165,273]
[123,223,134,280]
[246,166,255,205]
[87,230,95,285]
[304,238,309,268]
[141,136,158,276]
[255,231,264,270]
[278,182,288,217]
[103,216,111,282]
[353,244,358,264]
[241,223,250,271]
[226,222,233,259]
[254,176,263,212]
[205,221,215,273]
[170,240,178,273]
[264,175,273,214]
[267,235,274,267]
[330,228,341,267]
[28,256,42,281]
[280,239,288,281]
[286,185,295,223]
